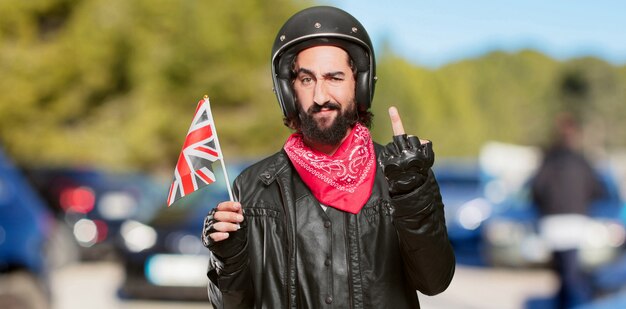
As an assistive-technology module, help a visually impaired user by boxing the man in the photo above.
[202,6,455,308]
[532,112,605,309]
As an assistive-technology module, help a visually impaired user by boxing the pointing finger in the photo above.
[388,106,405,136]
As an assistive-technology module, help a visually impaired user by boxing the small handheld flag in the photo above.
[167,96,233,206]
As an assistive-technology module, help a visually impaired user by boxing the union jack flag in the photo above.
[167,97,226,206]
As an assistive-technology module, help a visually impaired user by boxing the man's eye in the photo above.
[300,77,313,85]
[328,76,344,85]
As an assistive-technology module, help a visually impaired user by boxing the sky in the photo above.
[321,0,626,68]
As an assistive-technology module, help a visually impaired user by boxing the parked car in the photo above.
[434,159,489,266]
[117,162,249,301]
[25,167,167,261]
[0,147,54,308]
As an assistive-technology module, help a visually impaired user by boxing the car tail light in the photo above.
[60,186,95,214]
[94,219,108,243]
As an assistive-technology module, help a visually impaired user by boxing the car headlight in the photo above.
[456,198,492,230]
[484,219,551,266]
[98,192,137,220]
[580,220,626,268]
[165,232,205,255]
[484,220,524,246]
[121,220,157,252]
[582,220,625,249]
[73,218,108,247]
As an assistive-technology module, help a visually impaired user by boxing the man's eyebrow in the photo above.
[296,67,314,76]
[296,67,346,78]
[323,71,346,78]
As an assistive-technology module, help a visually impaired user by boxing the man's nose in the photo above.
[313,81,330,105]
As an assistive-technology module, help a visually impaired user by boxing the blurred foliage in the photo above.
[373,50,626,159]
[0,0,308,172]
[1,0,625,173]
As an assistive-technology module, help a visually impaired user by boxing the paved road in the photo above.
[50,261,209,309]
[50,261,557,309]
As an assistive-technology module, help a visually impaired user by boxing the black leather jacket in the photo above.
[205,145,455,308]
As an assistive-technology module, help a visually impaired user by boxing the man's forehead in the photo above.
[294,45,351,72]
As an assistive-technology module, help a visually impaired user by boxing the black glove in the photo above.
[201,208,247,260]
[379,134,434,196]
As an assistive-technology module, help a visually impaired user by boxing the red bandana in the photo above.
[283,123,376,214]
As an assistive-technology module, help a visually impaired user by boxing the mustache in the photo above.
[308,102,341,114]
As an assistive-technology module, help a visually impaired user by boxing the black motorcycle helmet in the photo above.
[271,6,376,121]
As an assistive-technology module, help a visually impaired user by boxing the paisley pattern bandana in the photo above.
[283,123,376,214]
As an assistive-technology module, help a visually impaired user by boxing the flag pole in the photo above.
[204,95,234,202]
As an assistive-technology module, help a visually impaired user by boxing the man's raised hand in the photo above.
[379,106,435,196]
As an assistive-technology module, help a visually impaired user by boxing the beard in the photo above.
[298,100,358,146]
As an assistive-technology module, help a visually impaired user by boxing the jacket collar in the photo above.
[258,150,291,185]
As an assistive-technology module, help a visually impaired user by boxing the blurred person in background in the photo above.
[201,6,455,308]
[531,112,605,309]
